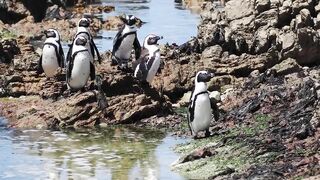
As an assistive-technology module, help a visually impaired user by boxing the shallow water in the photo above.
[1,1,199,179]
[0,117,189,180]
[85,0,199,53]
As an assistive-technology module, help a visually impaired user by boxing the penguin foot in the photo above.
[111,59,118,66]
[205,129,211,137]
[117,66,133,73]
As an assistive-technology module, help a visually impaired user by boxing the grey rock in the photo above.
[225,0,254,21]
[295,9,313,29]
[178,91,192,107]
[209,91,221,102]
[255,0,271,13]
[271,58,302,76]
[202,45,223,59]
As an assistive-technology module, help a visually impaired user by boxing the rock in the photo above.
[225,0,254,21]
[250,70,260,78]
[201,45,223,67]
[295,9,313,29]
[315,2,320,13]
[254,8,278,29]
[201,45,223,59]
[178,91,192,107]
[296,28,320,65]
[209,91,221,102]
[250,27,270,54]
[255,0,270,13]
[292,0,310,15]
[271,58,302,76]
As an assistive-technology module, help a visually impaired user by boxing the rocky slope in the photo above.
[169,0,320,179]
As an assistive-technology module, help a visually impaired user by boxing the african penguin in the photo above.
[188,71,215,138]
[67,18,101,64]
[133,34,162,85]
[112,15,141,70]
[37,28,65,78]
[66,36,95,90]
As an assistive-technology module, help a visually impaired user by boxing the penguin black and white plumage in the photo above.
[37,29,65,77]
[133,34,162,85]
[66,36,95,90]
[67,18,101,64]
[112,15,141,70]
[188,71,215,138]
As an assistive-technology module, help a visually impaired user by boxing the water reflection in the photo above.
[0,125,186,179]
[95,0,199,52]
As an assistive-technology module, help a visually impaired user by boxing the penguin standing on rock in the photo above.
[67,18,101,64]
[37,29,65,77]
[66,36,95,90]
[188,71,215,138]
[133,34,162,86]
[112,15,141,71]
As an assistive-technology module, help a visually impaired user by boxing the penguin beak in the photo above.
[156,36,163,41]
[155,36,163,45]
[209,73,215,78]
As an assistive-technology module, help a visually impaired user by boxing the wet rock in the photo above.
[271,58,302,76]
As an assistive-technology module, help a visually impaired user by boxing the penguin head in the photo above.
[120,15,138,27]
[75,36,87,46]
[78,18,90,28]
[44,29,60,40]
[195,71,214,83]
[143,34,163,47]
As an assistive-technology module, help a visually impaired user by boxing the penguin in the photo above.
[37,28,65,77]
[66,36,95,90]
[133,34,162,85]
[67,18,101,64]
[112,15,141,70]
[187,71,215,138]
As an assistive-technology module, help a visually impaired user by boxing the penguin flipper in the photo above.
[157,59,165,74]
[187,89,197,135]
[37,55,44,74]
[210,98,219,121]
[58,42,65,68]
[91,39,101,64]
[66,57,74,80]
[112,27,124,55]
[133,34,141,59]
[90,62,96,81]
[66,42,73,64]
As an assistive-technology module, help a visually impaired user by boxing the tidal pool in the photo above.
[0,117,189,179]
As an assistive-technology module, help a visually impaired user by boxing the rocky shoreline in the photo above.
[1,0,320,179]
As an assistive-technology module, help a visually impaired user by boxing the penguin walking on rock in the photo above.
[66,36,95,90]
[133,34,162,86]
[188,71,215,139]
[112,15,141,71]
[37,29,65,77]
[67,18,101,64]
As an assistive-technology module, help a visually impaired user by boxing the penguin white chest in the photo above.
[42,45,59,78]
[146,52,161,83]
[116,34,135,60]
[68,52,91,90]
[192,94,212,133]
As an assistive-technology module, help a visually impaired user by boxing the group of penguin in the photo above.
[37,15,217,138]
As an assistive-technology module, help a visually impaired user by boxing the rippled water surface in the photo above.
[93,0,200,52]
[0,117,188,179]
